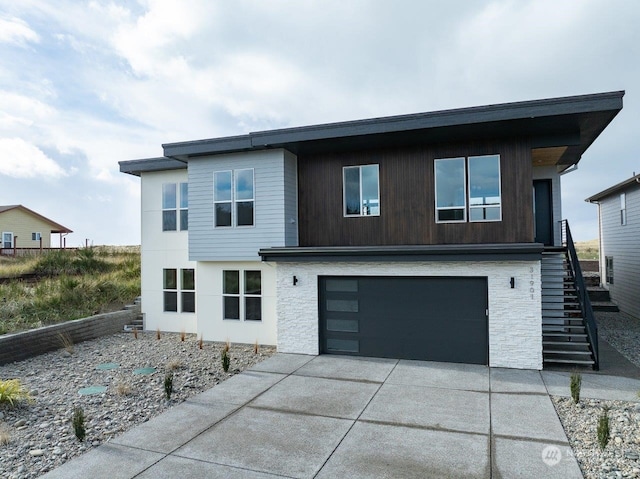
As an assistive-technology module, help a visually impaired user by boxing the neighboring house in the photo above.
[586,173,640,319]
[120,91,624,370]
[0,205,72,253]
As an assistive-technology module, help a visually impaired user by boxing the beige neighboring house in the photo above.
[0,205,73,253]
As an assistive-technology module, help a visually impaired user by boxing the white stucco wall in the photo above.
[196,261,277,345]
[141,169,198,333]
[275,260,542,370]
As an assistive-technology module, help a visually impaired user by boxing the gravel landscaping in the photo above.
[0,332,275,479]
[551,311,640,479]
[1,309,639,478]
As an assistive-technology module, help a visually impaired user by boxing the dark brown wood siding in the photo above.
[297,139,533,246]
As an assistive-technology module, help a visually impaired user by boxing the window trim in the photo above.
[468,155,502,223]
[222,269,262,321]
[2,232,13,249]
[343,164,380,218]
[162,182,188,232]
[434,157,466,223]
[621,193,627,226]
[434,155,502,224]
[163,268,196,313]
[179,182,188,231]
[163,268,178,312]
[214,169,255,228]
[605,256,614,285]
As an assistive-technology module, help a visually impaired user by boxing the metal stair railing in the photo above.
[561,220,599,369]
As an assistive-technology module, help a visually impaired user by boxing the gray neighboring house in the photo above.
[586,173,640,319]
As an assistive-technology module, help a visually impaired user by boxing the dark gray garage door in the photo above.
[319,276,488,365]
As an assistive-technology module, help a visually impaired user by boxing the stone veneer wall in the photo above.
[275,260,542,370]
[0,308,138,365]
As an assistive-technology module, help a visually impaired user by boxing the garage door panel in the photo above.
[320,276,488,364]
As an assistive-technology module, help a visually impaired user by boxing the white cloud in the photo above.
[0,16,39,46]
[0,138,67,178]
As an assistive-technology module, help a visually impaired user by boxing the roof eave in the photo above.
[586,174,640,202]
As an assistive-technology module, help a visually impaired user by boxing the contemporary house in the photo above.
[0,205,72,254]
[586,173,640,319]
[120,91,624,370]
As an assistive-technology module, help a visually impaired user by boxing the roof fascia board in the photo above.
[119,157,187,177]
[0,205,73,233]
[160,91,624,159]
[586,174,640,202]
[259,243,543,262]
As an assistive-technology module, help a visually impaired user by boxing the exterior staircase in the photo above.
[123,297,143,331]
[541,221,599,369]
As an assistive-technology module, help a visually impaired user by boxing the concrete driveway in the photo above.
[43,354,592,478]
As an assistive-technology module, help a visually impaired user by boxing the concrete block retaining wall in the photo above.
[0,308,139,366]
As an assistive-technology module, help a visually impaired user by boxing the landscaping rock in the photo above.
[0,332,274,478]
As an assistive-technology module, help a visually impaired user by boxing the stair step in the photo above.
[543,341,590,347]
[543,358,595,366]
[591,301,619,312]
[543,332,588,338]
[544,349,593,356]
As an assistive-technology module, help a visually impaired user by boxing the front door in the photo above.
[533,180,553,246]
[2,232,13,249]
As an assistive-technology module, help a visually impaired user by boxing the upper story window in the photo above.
[214,169,255,227]
[162,182,188,231]
[620,193,627,225]
[435,155,501,223]
[343,165,380,217]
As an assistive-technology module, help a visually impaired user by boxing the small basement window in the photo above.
[605,256,614,285]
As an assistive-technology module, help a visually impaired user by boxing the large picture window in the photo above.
[343,165,380,217]
[214,169,254,227]
[435,155,501,223]
[223,270,262,321]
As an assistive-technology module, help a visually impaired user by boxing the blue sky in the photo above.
[0,0,638,245]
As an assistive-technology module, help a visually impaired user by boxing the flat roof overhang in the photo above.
[162,91,623,171]
[259,243,544,262]
[119,157,186,177]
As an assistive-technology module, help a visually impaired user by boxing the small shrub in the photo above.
[164,372,174,400]
[0,379,32,408]
[166,358,182,371]
[115,381,132,396]
[72,406,86,442]
[0,423,11,445]
[198,335,203,350]
[156,328,161,340]
[254,339,259,355]
[570,372,582,404]
[58,332,74,354]
[221,348,230,372]
[597,407,610,450]
[132,329,138,340]
[223,339,230,353]
[180,329,185,342]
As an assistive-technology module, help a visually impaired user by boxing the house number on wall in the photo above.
[529,266,535,300]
